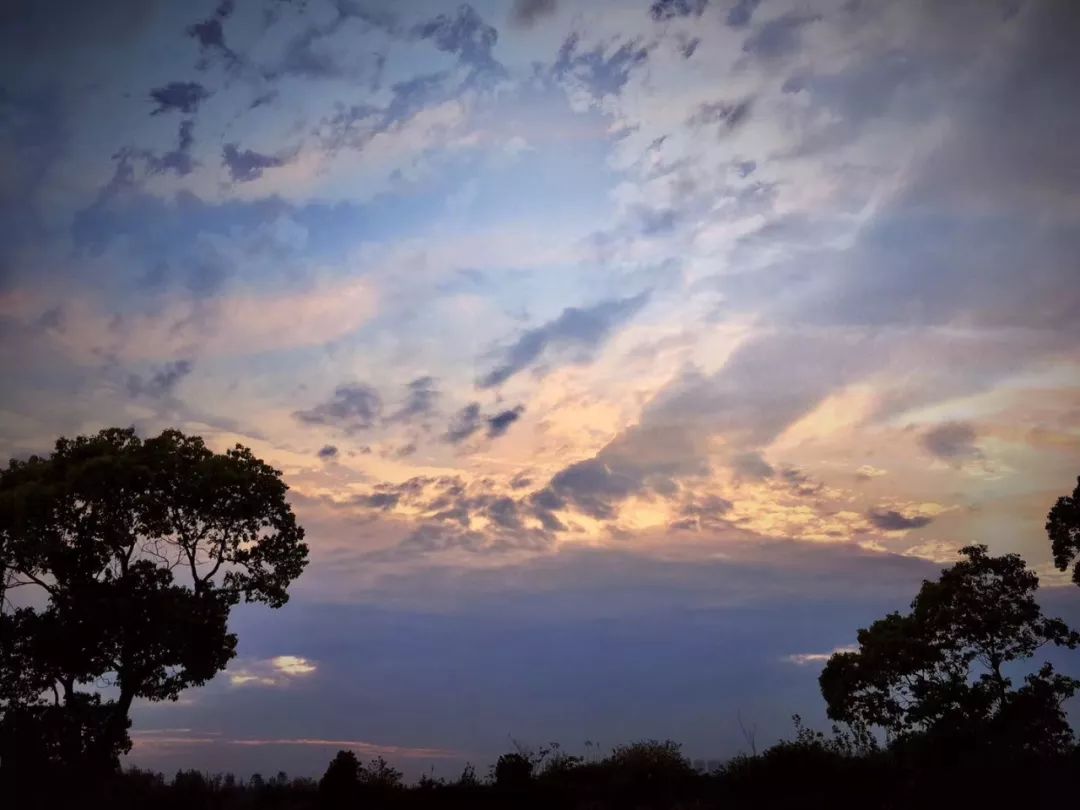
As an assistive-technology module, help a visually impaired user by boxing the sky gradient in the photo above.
[2,0,1079,779]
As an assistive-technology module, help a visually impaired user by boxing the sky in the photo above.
[2,0,1079,779]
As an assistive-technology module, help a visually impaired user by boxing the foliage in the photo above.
[819,544,1079,752]
[1047,474,1080,585]
[0,428,308,783]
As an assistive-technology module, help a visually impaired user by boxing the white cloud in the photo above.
[783,645,856,666]
[228,655,318,688]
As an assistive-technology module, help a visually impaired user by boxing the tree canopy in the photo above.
[1047,474,1080,586]
[819,544,1079,754]
[0,428,308,777]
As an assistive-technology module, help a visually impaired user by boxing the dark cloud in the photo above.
[294,383,382,432]
[731,451,774,481]
[394,442,417,458]
[512,0,557,27]
[486,405,524,438]
[678,34,700,58]
[413,4,502,76]
[478,291,649,388]
[125,359,193,399]
[317,444,339,459]
[535,423,706,520]
[149,82,210,115]
[921,421,981,463]
[554,33,650,99]
[686,99,752,131]
[742,11,820,59]
[444,402,482,443]
[444,402,525,443]
[389,376,439,423]
[673,494,734,531]
[649,0,708,22]
[780,466,821,496]
[353,491,401,510]
[186,0,238,68]
[154,120,197,176]
[726,0,763,27]
[867,508,933,531]
[221,143,292,182]
[109,119,198,185]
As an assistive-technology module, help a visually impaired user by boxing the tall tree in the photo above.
[0,428,308,776]
[819,545,1079,754]
[1047,475,1080,585]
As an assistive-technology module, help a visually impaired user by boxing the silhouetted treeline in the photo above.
[11,731,1080,810]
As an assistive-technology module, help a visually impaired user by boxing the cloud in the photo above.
[686,99,752,131]
[784,646,857,666]
[222,143,294,182]
[385,521,553,559]
[921,421,981,463]
[444,402,482,443]
[125,359,193,399]
[554,33,651,102]
[111,118,198,181]
[388,376,439,423]
[726,0,763,28]
[444,402,525,443]
[186,0,238,68]
[486,405,524,438]
[353,491,402,510]
[742,11,821,60]
[412,4,502,76]
[512,0,557,28]
[130,729,458,760]
[672,494,734,531]
[478,291,649,388]
[317,445,339,460]
[855,465,888,481]
[228,654,317,688]
[731,451,775,481]
[866,508,934,532]
[649,0,708,22]
[149,82,209,115]
[295,384,382,433]
[534,422,706,520]
[271,655,317,676]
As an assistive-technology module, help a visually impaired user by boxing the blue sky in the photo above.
[2,0,1079,779]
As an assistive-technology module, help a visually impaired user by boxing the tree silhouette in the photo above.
[819,544,1079,753]
[0,428,307,780]
[1047,474,1080,585]
[318,750,360,808]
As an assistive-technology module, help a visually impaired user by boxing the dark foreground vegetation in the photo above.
[13,732,1080,810]
[3,430,1080,809]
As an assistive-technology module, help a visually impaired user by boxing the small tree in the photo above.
[494,752,534,789]
[1047,475,1080,585]
[819,545,1079,753]
[319,750,360,808]
[0,428,308,776]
